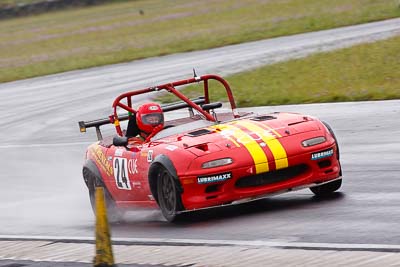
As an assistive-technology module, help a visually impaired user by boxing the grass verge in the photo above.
[158,35,400,106]
[0,0,43,7]
[1,0,400,83]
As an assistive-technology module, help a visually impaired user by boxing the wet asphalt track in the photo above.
[0,19,399,247]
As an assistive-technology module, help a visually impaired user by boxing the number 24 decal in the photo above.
[113,157,131,190]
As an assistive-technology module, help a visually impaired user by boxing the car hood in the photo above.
[157,112,321,158]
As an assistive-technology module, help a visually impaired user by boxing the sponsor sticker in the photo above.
[132,181,141,188]
[149,105,159,111]
[311,148,334,160]
[128,159,138,174]
[147,150,154,162]
[90,146,113,176]
[197,172,232,184]
[115,148,124,157]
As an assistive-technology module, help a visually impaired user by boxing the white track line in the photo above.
[1,235,399,251]
[0,142,91,149]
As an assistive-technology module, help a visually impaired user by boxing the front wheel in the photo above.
[310,179,342,197]
[156,167,183,222]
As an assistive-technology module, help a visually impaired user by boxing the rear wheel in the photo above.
[310,179,342,197]
[156,167,183,222]
[83,168,124,223]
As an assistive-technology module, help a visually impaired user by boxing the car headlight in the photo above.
[302,136,326,147]
[202,158,233,169]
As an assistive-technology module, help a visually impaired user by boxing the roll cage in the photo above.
[79,74,239,140]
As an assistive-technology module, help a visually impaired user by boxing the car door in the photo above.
[106,146,140,202]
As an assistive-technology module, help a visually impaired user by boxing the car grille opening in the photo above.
[205,184,220,193]
[318,160,331,168]
[235,164,309,188]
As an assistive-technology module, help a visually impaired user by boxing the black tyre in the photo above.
[323,121,343,176]
[310,179,342,197]
[83,167,124,223]
[156,167,183,222]
[322,121,340,160]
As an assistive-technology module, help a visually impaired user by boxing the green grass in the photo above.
[0,0,128,8]
[0,0,43,7]
[158,35,400,106]
[1,0,400,83]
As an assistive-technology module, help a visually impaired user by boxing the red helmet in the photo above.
[136,102,164,136]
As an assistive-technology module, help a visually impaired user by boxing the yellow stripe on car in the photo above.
[234,120,288,170]
[254,121,282,138]
[212,124,269,174]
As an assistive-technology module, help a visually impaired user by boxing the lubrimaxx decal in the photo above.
[197,172,232,184]
[311,148,334,160]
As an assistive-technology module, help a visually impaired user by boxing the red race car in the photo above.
[79,74,342,222]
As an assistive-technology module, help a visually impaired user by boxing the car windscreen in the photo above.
[151,120,216,141]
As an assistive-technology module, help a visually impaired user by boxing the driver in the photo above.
[136,102,164,139]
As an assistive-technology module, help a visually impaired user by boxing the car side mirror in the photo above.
[113,136,128,147]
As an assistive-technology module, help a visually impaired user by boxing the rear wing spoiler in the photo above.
[78,96,206,140]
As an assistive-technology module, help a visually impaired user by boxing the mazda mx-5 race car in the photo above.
[79,74,342,222]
